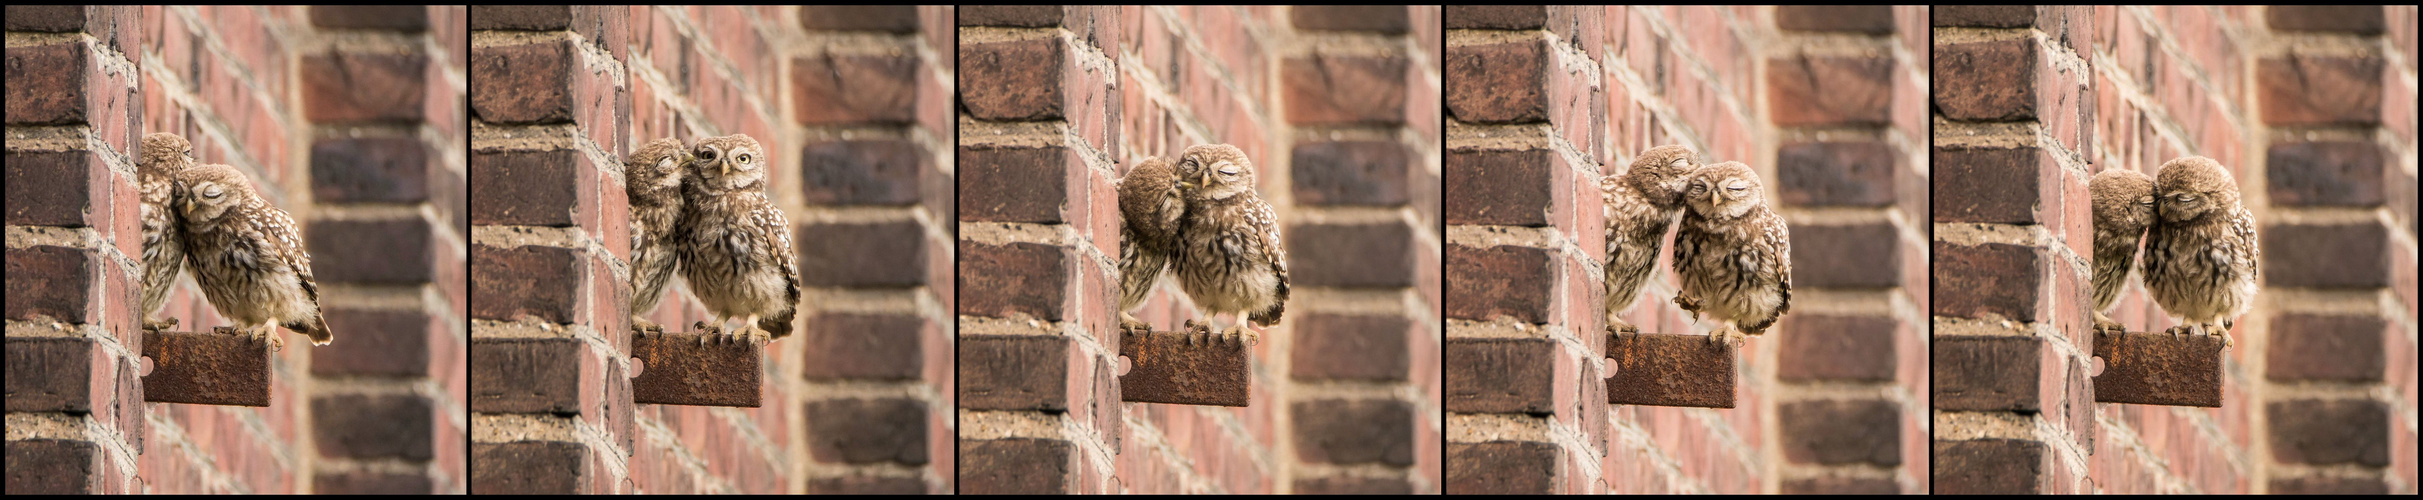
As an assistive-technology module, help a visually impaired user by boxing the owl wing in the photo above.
[1670,213,1703,313]
[258,202,333,345]
[751,197,800,340]
[1748,211,1792,333]
[1247,198,1289,326]
[2232,206,2258,282]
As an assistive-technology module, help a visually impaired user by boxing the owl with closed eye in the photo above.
[1603,145,1701,337]
[140,133,197,331]
[674,134,799,344]
[2089,168,2155,334]
[1117,155,1185,333]
[2140,156,2257,347]
[1171,144,1289,345]
[627,137,691,333]
[1670,162,1791,347]
[175,164,332,350]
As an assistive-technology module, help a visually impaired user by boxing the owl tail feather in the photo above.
[288,315,334,346]
[758,311,794,340]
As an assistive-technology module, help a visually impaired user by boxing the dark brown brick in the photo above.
[469,6,570,30]
[309,217,436,284]
[3,150,106,227]
[806,398,929,465]
[1289,220,1418,288]
[1290,314,1410,381]
[1931,242,2046,322]
[313,393,433,460]
[1776,6,1894,33]
[316,471,433,494]
[1934,145,2057,224]
[1780,399,1901,466]
[303,52,428,123]
[1782,477,1899,494]
[1444,6,1546,29]
[1769,54,1892,126]
[956,6,1063,27]
[1284,54,1408,125]
[1791,220,1905,288]
[957,241,1071,322]
[958,335,1069,411]
[1933,38,2037,121]
[3,6,89,32]
[1445,441,1556,494]
[1292,399,1413,465]
[801,312,925,380]
[958,145,1080,224]
[2258,56,2384,125]
[4,439,96,494]
[1292,141,1410,206]
[1777,141,1897,207]
[468,148,590,227]
[793,53,916,125]
[470,40,574,123]
[311,309,431,377]
[311,137,430,203]
[1444,244,1555,323]
[798,219,930,287]
[1933,335,2045,411]
[1295,476,1414,494]
[5,42,90,125]
[960,37,1063,120]
[2263,220,2391,288]
[2266,313,2387,382]
[1292,6,1408,33]
[2268,141,2386,206]
[312,6,429,31]
[1932,6,2033,27]
[2268,399,2391,466]
[2270,476,2390,494]
[1933,439,2044,494]
[467,337,581,413]
[469,244,587,323]
[1443,147,1562,226]
[470,441,586,494]
[798,6,919,32]
[959,438,1072,494]
[808,476,927,494]
[2267,6,2386,33]
[799,140,924,206]
[1443,337,1551,413]
[5,245,98,324]
[4,337,93,412]
[1777,314,1898,381]
[1445,39,1547,123]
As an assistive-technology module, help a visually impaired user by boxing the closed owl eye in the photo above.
[200,184,224,198]
[1669,158,1688,168]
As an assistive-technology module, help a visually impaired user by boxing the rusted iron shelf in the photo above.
[143,328,272,407]
[630,330,762,407]
[2092,330,2223,407]
[1605,331,1736,408]
[1118,327,1249,407]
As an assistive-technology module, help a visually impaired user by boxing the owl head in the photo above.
[173,164,259,224]
[629,137,690,194]
[2089,168,2155,233]
[1611,145,1701,205]
[2153,156,2240,223]
[1175,143,1255,201]
[140,133,195,175]
[687,134,767,192]
[1682,161,1766,220]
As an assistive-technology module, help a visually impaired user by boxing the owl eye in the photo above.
[696,148,719,162]
[2174,194,2193,202]
[2137,196,2154,205]
[1669,158,1688,168]
[1688,182,1706,194]
[1218,165,1239,176]
[736,153,753,164]
[200,184,223,198]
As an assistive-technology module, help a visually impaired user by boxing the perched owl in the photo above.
[140,133,196,331]
[1602,145,1701,337]
[1116,155,1185,333]
[1171,144,1289,344]
[627,137,691,333]
[2140,156,2258,347]
[1671,162,1791,347]
[174,164,332,349]
[2089,168,2155,334]
[675,134,800,344]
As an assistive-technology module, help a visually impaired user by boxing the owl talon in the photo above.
[144,317,180,332]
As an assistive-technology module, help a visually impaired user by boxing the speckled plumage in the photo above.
[140,133,195,331]
[2089,168,2155,333]
[175,164,331,349]
[2140,156,2257,347]
[1171,144,1288,344]
[675,134,799,343]
[1117,155,1185,332]
[627,137,691,333]
[1602,145,1701,336]
[1671,162,1791,347]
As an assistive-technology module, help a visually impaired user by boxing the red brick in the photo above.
[1445,39,1547,123]
[2266,399,2390,466]
[1790,220,1906,288]
[4,337,98,413]
[1442,337,1552,413]
[313,394,434,460]
[468,244,588,323]
[960,37,1064,121]
[1776,141,1898,208]
[797,219,930,287]
[1932,6,2034,28]
[468,149,592,227]
[1444,244,1556,323]
[303,52,428,123]
[2257,56,2383,125]
[1295,476,1414,494]
[311,308,433,377]
[1775,6,1894,33]
[1933,145,2059,224]
[958,335,1070,411]
[2266,141,2386,206]
[1933,38,2037,121]
[3,439,98,494]
[311,6,428,31]
[1445,441,1556,494]
[3,6,92,32]
[1933,439,2045,494]
[1933,242,2051,322]
[467,337,582,413]
[5,245,103,324]
[1779,399,1901,465]
[1769,55,1891,126]
[315,471,433,494]
[310,137,430,203]
[1443,147,1565,226]
[1777,314,1898,381]
[1291,141,1411,206]
[2266,313,2388,382]
[1283,54,1407,125]
[4,42,93,125]
[3,150,112,228]
[797,6,918,32]
[1443,6,1546,29]
[798,140,924,206]
[805,398,929,465]
[800,312,924,381]
[957,241,1072,322]
[1781,476,1898,494]
[308,217,437,284]
[2263,220,2392,288]
[959,438,1072,494]
[1292,399,1413,465]
[956,6,1064,27]
[470,40,574,123]
[957,145,1083,224]
[470,441,587,494]
[792,53,916,125]
[807,476,927,494]
[1289,220,1419,288]
[1932,335,2050,411]
[1292,6,1409,33]
[1289,313,1411,381]
[2267,6,2386,33]
[2270,476,2390,494]
[468,6,570,30]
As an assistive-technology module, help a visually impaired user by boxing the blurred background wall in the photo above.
[1444,5,1930,494]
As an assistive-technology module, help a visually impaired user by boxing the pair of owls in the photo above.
[2090,157,2259,346]
[1115,144,1290,345]
[1603,146,1792,347]
[138,133,332,350]
[626,134,800,344]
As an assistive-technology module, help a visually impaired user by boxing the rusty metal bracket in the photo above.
[629,330,761,407]
[142,329,271,407]
[2092,330,2223,407]
[1605,331,1735,408]
[1117,328,1248,407]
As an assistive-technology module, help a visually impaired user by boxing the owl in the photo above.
[174,164,332,350]
[674,134,799,344]
[1171,144,1289,344]
[140,133,196,331]
[1602,145,1701,337]
[2089,168,2155,334]
[1670,162,1791,347]
[626,137,691,333]
[2140,156,2258,347]
[1116,155,1185,333]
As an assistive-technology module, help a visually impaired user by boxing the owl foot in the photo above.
[1673,295,1702,314]
[1608,318,1640,340]
[1182,319,1209,346]
[1120,313,1153,335]
[632,317,664,335]
[256,324,284,352]
[144,317,179,332]
[2091,313,2125,335]
[2214,329,2235,348]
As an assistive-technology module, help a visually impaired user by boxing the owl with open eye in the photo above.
[1116,155,1185,333]
[175,164,332,350]
[140,133,197,331]
[627,137,691,333]
[674,134,799,344]
[2140,156,2257,347]
[1670,162,1791,347]
[1171,144,1288,345]
[1603,145,1701,337]
[2089,168,2155,334]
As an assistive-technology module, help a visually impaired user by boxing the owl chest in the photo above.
[1676,229,1779,315]
[184,231,303,320]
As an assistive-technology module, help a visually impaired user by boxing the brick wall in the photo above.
[7,6,466,494]
[467,6,952,494]
[1444,6,1929,494]
[956,5,1443,494]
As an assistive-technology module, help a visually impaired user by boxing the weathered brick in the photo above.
[1443,147,1562,226]
[956,6,1063,27]
[303,52,429,123]
[2,6,90,32]
[467,337,582,413]
[957,145,1080,224]
[1444,39,1546,123]
[1292,399,1413,465]
[1295,476,1414,494]
[311,137,430,203]
[1289,220,1418,288]
[1933,439,2045,494]
[470,441,586,494]
[1791,220,1905,288]
[1442,337,1551,413]
[797,6,919,32]
[807,476,927,494]
[1291,141,1410,206]
[470,40,574,123]
[4,337,94,413]
[2263,220,2390,288]
[3,150,107,227]
[1932,242,2046,322]
[1443,244,1555,323]
[798,140,924,206]
[1934,145,2057,224]
[2266,141,2385,207]
[468,6,570,30]
[469,148,595,227]
[1776,141,1897,207]
[1443,6,1546,29]
[312,6,429,31]
[1777,314,1898,381]
[2268,399,2391,466]
[793,53,916,125]
[5,245,99,324]
[800,312,924,381]
[309,217,436,284]
[316,471,433,494]
[2257,56,2383,125]
[1284,54,1408,125]
[956,241,1071,322]
[1292,6,1409,33]
[5,42,91,125]
[1290,313,1411,381]
[1769,54,1892,126]
[959,37,1064,121]
[470,244,589,323]
[1779,399,1901,465]
[805,398,930,465]
[1444,441,1555,494]
[1932,6,2034,27]
[1776,6,1894,33]
[311,308,432,377]
[797,219,929,287]
[1933,38,2036,121]
[2266,313,2387,382]
[958,438,1072,494]
[2267,6,2386,33]
[958,335,1069,411]
[3,439,97,494]
[1781,477,1899,494]
[2270,476,2390,494]
[1933,335,2047,411]
[313,393,434,460]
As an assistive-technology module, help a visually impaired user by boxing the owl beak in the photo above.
[1710,190,1722,206]
[721,161,732,176]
